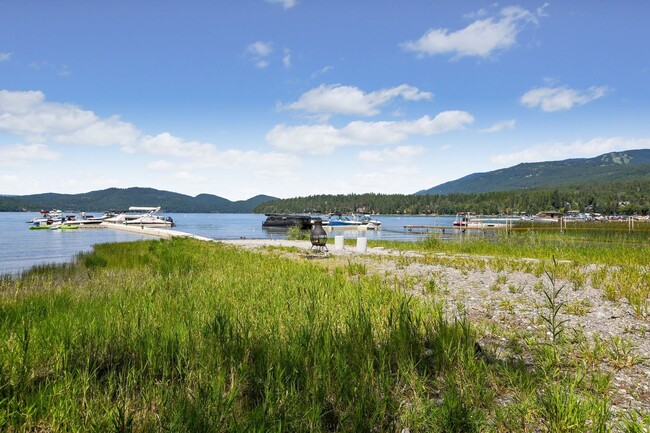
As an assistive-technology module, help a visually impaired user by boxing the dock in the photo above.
[89,222,214,241]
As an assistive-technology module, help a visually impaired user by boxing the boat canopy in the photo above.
[128,206,161,212]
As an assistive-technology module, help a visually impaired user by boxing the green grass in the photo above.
[0,238,647,431]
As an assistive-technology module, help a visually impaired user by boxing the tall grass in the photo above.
[0,238,645,431]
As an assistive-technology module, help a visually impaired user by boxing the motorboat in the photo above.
[104,207,175,227]
[324,213,381,229]
[453,212,506,229]
[29,219,60,230]
[27,210,63,224]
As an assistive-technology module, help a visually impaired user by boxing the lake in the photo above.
[1,212,454,275]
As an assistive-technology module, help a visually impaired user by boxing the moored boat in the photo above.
[104,207,175,227]
[262,214,320,229]
[324,213,381,229]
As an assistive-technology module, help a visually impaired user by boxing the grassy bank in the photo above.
[1,238,648,431]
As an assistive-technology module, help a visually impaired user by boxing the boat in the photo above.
[262,214,321,229]
[324,213,381,229]
[453,212,506,229]
[27,210,63,224]
[29,219,59,230]
[531,211,563,223]
[104,207,175,227]
[453,212,475,227]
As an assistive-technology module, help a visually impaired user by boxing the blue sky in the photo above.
[1,1,649,200]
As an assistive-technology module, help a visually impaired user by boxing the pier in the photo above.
[88,222,214,241]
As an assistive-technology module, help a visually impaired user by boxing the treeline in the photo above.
[255,178,650,215]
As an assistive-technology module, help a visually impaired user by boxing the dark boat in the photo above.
[262,214,321,229]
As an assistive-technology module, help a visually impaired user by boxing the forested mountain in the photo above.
[417,150,650,195]
[0,187,276,213]
[255,176,650,216]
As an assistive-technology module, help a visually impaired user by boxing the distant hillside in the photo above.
[0,187,277,213]
[417,149,650,195]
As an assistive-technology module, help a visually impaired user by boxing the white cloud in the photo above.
[173,171,208,182]
[479,119,516,133]
[140,132,217,158]
[358,145,426,163]
[267,110,474,154]
[139,132,300,172]
[0,52,12,62]
[490,137,650,165]
[520,85,609,112]
[147,160,174,171]
[401,5,543,59]
[265,0,298,9]
[0,143,61,165]
[0,89,140,147]
[29,61,70,76]
[311,66,333,79]
[284,84,433,117]
[283,48,291,68]
[246,41,273,68]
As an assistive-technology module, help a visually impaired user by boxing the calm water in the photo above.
[0,212,454,275]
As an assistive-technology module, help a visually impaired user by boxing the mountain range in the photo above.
[417,149,650,195]
[0,187,277,213]
[3,150,650,214]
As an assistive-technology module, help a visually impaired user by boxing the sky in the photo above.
[1,1,649,200]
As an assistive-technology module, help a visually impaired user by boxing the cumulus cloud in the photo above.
[0,143,61,165]
[0,52,12,62]
[0,89,299,177]
[401,5,544,59]
[246,41,273,68]
[267,110,474,154]
[490,137,650,165]
[265,0,298,9]
[284,84,433,117]
[358,145,426,163]
[520,85,609,112]
[0,90,140,147]
[479,119,516,133]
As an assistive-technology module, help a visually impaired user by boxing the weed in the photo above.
[286,224,309,240]
[565,299,592,316]
[345,260,367,276]
[539,378,589,431]
[618,410,650,432]
[607,336,642,369]
[539,259,568,364]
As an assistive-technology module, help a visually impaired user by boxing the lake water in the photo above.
[0,212,455,275]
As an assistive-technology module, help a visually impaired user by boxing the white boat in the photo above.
[453,212,506,228]
[324,213,381,229]
[27,210,63,224]
[104,207,175,227]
